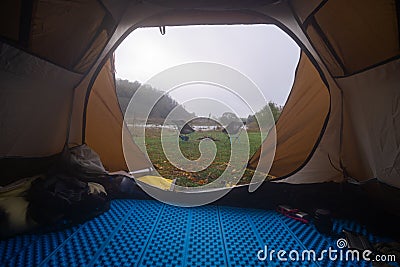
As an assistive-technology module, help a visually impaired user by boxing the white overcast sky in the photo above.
[115,25,300,117]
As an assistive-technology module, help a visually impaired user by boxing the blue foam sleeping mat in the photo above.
[0,199,396,267]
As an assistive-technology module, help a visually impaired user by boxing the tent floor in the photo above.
[0,199,395,267]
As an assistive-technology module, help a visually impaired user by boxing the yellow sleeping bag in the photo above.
[136,176,174,190]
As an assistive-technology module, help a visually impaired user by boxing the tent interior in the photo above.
[1,0,400,266]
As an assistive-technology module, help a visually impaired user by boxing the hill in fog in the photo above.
[116,79,194,122]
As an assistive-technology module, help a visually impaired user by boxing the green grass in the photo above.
[140,129,266,187]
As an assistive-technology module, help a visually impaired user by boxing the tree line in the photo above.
[116,78,283,126]
[219,101,283,126]
[116,79,193,121]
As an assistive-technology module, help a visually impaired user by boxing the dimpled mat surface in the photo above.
[0,199,393,267]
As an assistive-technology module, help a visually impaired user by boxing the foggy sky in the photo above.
[115,25,300,117]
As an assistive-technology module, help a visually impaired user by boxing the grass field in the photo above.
[139,128,267,187]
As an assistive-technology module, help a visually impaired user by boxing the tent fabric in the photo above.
[290,0,323,23]
[0,0,116,73]
[86,58,152,172]
[30,0,115,73]
[305,24,345,76]
[248,52,330,178]
[68,73,92,148]
[0,42,81,157]
[0,0,21,42]
[338,58,400,188]
[0,0,399,191]
[305,0,400,77]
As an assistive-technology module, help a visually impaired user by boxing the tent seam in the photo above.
[334,54,400,79]
[80,5,132,144]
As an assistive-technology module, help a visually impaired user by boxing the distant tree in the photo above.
[246,101,283,131]
[115,78,193,120]
[267,101,283,123]
[247,114,255,124]
[219,112,240,125]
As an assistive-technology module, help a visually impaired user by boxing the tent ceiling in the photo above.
[304,0,400,77]
[143,0,279,9]
[0,0,117,73]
